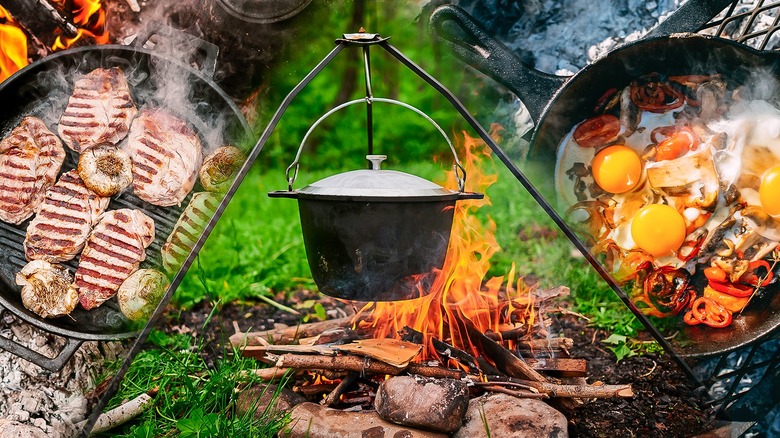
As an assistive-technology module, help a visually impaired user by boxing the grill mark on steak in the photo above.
[137,137,175,159]
[76,209,154,310]
[0,117,66,224]
[58,67,138,152]
[136,150,164,167]
[34,223,83,236]
[38,209,88,225]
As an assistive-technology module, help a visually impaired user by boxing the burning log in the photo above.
[321,372,358,407]
[465,323,547,382]
[2,0,78,38]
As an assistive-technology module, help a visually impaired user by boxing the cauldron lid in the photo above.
[298,155,456,199]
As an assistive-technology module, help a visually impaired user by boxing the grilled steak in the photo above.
[0,116,66,225]
[123,108,202,206]
[161,192,218,272]
[24,170,110,262]
[58,67,137,152]
[76,208,155,310]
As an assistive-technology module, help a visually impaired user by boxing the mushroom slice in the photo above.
[199,145,245,193]
[77,144,133,197]
[117,269,168,322]
[15,260,78,319]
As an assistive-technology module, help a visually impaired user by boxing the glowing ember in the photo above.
[0,6,28,82]
[52,0,109,50]
[356,126,538,365]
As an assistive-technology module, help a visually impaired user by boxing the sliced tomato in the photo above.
[654,128,698,161]
[573,114,620,148]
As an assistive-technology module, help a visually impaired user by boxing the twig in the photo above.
[274,354,465,380]
[229,316,354,346]
[481,385,548,399]
[484,375,633,398]
[77,389,158,435]
[322,372,358,406]
[253,293,301,316]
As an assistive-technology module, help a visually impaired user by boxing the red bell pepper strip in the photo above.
[739,260,773,287]
[708,280,754,298]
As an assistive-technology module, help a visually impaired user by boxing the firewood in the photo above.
[322,372,359,406]
[484,375,633,398]
[247,367,301,381]
[480,385,548,399]
[229,316,354,346]
[274,354,465,380]
[523,358,587,377]
[465,324,547,382]
[76,388,158,434]
[515,338,574,352]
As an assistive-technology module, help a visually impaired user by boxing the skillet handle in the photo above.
[646,0,736,37]
[429,4,567,125]
[133,22,219,79]
[0,332,82,372]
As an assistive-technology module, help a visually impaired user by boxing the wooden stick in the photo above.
[229,316,354,346]
[481,385,548,399]
[515,338,574,351]
[274,354,465,380]
[484,375,633,398]
[247,367,301,381]
[322,372,358,406]
[465,324,547,382]
[77,389,158,434]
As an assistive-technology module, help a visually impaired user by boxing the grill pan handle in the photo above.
[429,4,568,125]
[0,328,82,372]
[133,22,219,79]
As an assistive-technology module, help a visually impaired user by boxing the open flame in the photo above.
[0,6,28,82]
[0,0,108,83]
[355,126,538,365]
[52,0,109,50]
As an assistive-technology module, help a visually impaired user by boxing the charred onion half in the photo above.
[15,260,78,319]
[117,269,168,322]
[199,145,245,193]
[77,144,133,197]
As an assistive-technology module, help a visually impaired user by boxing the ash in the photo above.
[0,312,127,437]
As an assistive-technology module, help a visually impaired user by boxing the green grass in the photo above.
[96,329,289,438]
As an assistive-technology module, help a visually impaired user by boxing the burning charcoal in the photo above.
[454,394,568,438]
[374,375,469,434]
[235,383,305,419]
[282,402,447,438]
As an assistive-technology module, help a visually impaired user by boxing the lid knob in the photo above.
[366,154,387,170]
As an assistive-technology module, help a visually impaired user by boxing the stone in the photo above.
[235,383,306,419]
[454,394,568,438]
[282,402,448,438]
[0,419,48,438]
[374,375,469,434]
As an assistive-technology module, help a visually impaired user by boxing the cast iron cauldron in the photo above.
[271,154,482,301]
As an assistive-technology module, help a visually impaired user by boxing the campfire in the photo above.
[0,0,108,81]
[230,130,633,436]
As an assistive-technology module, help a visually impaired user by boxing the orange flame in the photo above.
[51,0,109,50]
[356,125,537,364]
[0,6,28,82]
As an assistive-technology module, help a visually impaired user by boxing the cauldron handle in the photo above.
[0,326,82,372]
[284,97,467,192]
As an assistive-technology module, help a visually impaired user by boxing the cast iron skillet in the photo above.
[0,28,251,370]
[430,3,780,357]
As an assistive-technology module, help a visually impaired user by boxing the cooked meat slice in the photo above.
[58,67,137,152]
[0,116,66,225]
[123,108,202,206]
[77,144,133,196]
[161,192,218,273]
[76,209,155,310]
[24,170,110,262]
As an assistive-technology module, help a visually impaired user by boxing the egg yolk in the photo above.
[630,204,686,257]
[760,164,780,217]
[591,145,642,194]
